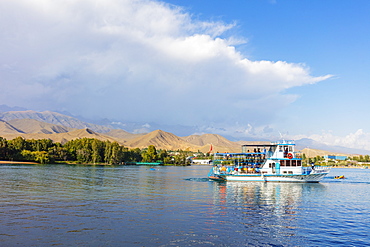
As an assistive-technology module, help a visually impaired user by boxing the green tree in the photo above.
[129,148,142,162]
[142,145,158,162]
[91,139,103,164]
[9,136,26,151]
[33,151,50,164]
[359,155,364,162]
[0,137,9,160]
[302,153,306,160]
[365,155,370,162]
[158,150,168,162]
[105,141,123,164]
[48,143,68,161]
[21,150,34,161]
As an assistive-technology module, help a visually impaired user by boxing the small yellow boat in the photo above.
[334,175,345,179]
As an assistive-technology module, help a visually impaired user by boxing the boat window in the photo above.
[289,146,293,152]
[297,160,301,166]
[279,146,283,152]
[292,160,296,166]
[280,160,285,166]
[286,160,291,167]
[288,171,293,174]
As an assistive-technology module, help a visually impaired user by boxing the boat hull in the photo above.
[211,173,328,183]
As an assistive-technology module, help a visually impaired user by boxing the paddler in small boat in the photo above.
[334,175,345,179]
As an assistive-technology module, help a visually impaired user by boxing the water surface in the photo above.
[0,165,369,246]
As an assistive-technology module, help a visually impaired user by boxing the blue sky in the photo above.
[164,0,370,133]
[1,0,370,150]
[161,0,370,146]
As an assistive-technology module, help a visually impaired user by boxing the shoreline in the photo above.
[0,160,112,165]
[0,160,39,165]
[332,166,368,169]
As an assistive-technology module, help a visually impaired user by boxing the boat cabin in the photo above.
[213,140,303,175]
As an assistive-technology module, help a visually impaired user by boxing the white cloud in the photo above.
[286,129,370,151]
[0,0,331,131]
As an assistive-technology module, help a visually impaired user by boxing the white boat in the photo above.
[208,140,331,183]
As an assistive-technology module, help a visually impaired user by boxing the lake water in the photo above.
[0,165,369,247]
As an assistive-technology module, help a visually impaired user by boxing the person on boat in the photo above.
[284,148,288,158]
[311,163,315,170]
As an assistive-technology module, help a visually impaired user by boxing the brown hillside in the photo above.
[301,148,350,158]
[51,128,122,144]
[183,133,241,151]
[105,129,142,140]
[126,129,200,151]
[8,119,75,134]
[236,140,272,146]
[0,128,121,145]
[0,110,112,133]
[198,144,240,153]
[0,120,24,134]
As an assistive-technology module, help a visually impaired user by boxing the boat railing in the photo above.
[211,163,262,175]
[271,140,295,145]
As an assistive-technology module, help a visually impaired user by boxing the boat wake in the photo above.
[184,178,211,182]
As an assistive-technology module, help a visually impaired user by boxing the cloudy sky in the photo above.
[1,0,370,149]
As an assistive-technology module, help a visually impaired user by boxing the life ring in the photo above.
[287,153,293,159]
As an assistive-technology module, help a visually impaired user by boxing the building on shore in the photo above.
[191,159,212,165]
[323,155,347,161]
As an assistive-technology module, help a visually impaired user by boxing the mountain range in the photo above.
[0,111,239,153]
[0,109,367,156]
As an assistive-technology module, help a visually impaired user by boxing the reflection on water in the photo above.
[0,165,369,246]
[207,182,327,246]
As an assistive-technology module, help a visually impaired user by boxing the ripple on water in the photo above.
[0,165,369,246]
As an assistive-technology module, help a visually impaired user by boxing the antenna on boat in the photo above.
[278,131,285,142]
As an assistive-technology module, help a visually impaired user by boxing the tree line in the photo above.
[352,155,370,163]
[0,136,191,165]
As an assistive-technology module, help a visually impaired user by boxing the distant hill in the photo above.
[296,138,369,156]
[105,129,142,140]
[0,110,112,133]
[125,130,199,150]
[49,128,120,144]
[182,133,241,153]
[7,119,75,134]
[0,109,369,155]
[300,148,350,158]
[0,120,24,134]
[0,128,120,145]
[0,104,27,112]
[183,134,239,148]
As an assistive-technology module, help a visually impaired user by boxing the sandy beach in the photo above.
[0,160,38,165]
